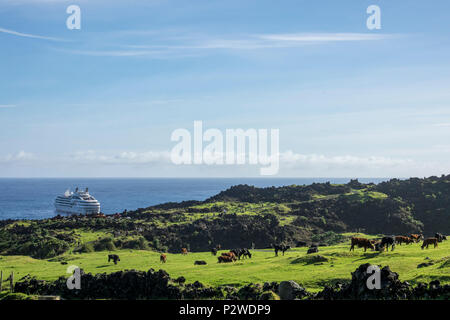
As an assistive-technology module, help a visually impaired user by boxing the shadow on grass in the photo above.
[438,258,450,269]
[353,252,383,261]
[95,264,110,268]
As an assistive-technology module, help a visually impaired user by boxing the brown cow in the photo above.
[350,237,375,252]
[160,253,167,263]
[410,234,423,243]
[218,255,234,263]
[221,252,237,261]
[421,238,438,249]
[181,248,188,255]
[395,236,414,245]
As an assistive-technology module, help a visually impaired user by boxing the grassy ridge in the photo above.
[1,234,448,292]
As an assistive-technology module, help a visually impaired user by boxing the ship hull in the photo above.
[54,191,101,215]
[54,204,100,214]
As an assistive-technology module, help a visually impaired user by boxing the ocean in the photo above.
[0,178,388,220]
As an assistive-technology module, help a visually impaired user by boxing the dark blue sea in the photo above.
[0,178,388,220]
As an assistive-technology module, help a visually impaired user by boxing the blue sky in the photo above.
[1,0,450,177]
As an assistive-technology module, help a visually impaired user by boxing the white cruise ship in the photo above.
[54,187,101,214]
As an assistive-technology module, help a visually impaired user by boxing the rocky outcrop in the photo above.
[278,280,308,300]
[14,268,221,300]
[314,263,450,300]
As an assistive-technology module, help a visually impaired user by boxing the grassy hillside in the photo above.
[1,175,450,296]
[1,233,448,292]
[4,176,450,257]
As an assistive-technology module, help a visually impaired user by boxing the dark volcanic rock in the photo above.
[313,263,450,300]
[237,283,263,300]
[278,280,308,300]
[14,268,221,300]
[417,262,434,268]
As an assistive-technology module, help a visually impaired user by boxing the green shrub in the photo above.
[93,237,116,251]
[77,242,95,253]
[0,292,36,300]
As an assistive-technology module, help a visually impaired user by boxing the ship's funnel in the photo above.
[85,187,88,192]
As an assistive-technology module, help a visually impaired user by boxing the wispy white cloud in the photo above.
[258,33,393,42]
[0,151,35,163]
[2,149,447,177]
[0,27,68,41]
[433,123,450,127]
[63,32,396,57]
[279,151,412,168]
[70,150,171,165]
[66,149,413,170]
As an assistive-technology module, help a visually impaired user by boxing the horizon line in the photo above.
[0,176,402,179]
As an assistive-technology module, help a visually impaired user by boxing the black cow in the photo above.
[307,247,318,254]
[241,248,252,259]
[230,249,242,259]
[230,248,252,260]
[373,241,384,252]
[272,244,291,256]
[380,236,395,252]
[211,248,218,256]
[435,233,447,242]
[108,254,120,264]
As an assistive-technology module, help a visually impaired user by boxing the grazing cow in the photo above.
[108,254,120,264]
[272,244,291,256]
[181,248,188,255]
[380,236,396,252]
[221,251,237,260]
[218,255,234,263]
[350,237,375,252]
[231,248,252,260]
[211,248,218,256]
[160,253,167,263]
[194,260,207,265]
[230,249,242,259]
[240,248,252,259]
[435,233,447,242]
[410,234,423,243]
[395,236,414,245]
[422,238,438,249]
[372,241,385,252]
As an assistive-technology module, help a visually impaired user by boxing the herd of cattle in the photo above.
[350,233,447,252]
[106,233,447,266]
[159,244,273,264]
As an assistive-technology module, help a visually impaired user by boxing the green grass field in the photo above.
[1,234,448,292]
